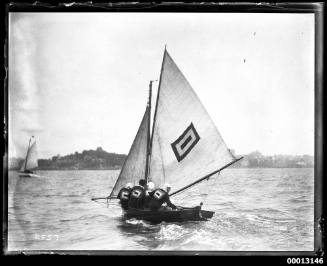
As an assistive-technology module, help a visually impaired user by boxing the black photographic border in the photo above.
[2,1,324,260]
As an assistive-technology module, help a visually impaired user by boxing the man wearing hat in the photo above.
[144,181,155,209]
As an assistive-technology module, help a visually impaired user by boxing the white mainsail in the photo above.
[110,107,150,197]
[21,138,38,171]
[149,50,235,195]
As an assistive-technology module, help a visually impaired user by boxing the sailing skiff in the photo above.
[93,48,242,223]
[19,136,39,178]
[123,206,214,223]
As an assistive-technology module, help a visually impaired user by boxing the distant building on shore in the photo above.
[230,150,314,168]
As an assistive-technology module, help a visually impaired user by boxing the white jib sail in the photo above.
[110,107,149,197]
[22,140,38,171]
[149,50,235,195]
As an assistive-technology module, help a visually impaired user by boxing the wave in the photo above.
[58,214,110,223]
[8,168,314,251]
[288,197,310,204]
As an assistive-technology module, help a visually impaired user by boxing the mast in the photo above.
[169,157,243,197]
[24,136,32,171]
[144,81,153,183]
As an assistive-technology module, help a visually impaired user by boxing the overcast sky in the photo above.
[8,13,314,159]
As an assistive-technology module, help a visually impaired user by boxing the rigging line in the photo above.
[149,48,166,162]
[91,196,117,201]
[91,198,116,206]
[145,84,151,183]
[145,105,151,183]
[148,48,166,184]
[169,157,243,197]
[96,196,123,207]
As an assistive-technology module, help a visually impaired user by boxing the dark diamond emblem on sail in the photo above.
[171,123,200,162]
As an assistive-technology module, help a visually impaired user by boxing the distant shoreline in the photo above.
[7,148,314,171]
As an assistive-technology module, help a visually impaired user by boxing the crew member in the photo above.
[148,183,177,211]
[117,183,133,210]
[144,181,155,209]
[128,179,146,209]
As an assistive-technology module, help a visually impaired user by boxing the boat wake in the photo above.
[124,218,151,226]
[156,223,188,241]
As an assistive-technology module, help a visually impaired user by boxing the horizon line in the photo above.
[7,147,315,160]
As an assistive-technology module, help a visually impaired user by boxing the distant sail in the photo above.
[21,139,38,171]
[149,50,235,194]
[109,107,150,197]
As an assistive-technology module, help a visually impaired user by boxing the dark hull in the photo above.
[123,206,214,223]
[19,172,39,178]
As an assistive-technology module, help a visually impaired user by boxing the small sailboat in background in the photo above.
[19,136,39,178]
[93,48,242,223]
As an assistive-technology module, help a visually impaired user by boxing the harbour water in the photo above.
[7,168,314,251]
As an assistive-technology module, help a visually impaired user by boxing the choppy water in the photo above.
[7,168,314,251]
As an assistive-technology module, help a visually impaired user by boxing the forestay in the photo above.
[149,50,235,195]
[109,107,150,197]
